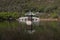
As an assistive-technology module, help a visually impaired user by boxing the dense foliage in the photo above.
[0,12,20,21]
[0,0,59,19]
[0,0,60,12]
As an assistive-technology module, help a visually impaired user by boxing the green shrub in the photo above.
[0,12,20,20]
[50,12,58,18]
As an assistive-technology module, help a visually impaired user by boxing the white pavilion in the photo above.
[18,12,40,23]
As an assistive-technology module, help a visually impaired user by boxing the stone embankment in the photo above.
[40,18,59,21]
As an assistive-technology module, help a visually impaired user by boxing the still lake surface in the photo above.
[0,21,60,32]
[0,21,60,40]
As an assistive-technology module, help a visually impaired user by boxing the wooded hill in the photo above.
[0,0,60,20]
[0,0,60,12]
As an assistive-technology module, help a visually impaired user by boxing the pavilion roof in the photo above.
[25,12,36,16]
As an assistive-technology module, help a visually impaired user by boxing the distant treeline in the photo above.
[0,0,60,21]
[0,0,60,13]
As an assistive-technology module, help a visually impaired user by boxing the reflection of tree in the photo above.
[8,22,12,30]
[8,16,13,30]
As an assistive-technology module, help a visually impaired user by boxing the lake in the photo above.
[0,21,60,40]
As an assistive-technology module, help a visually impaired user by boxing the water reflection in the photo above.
[0,21,60,40]
[0,21,59,32]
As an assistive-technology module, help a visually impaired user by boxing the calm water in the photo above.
[0,21,60,32]
[0,21,60,40]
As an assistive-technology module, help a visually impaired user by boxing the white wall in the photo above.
[18,17,40,22]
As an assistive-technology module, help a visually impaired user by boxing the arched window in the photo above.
[22,19,23,21]
[25,18,26,21]
[36,19,37,21]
